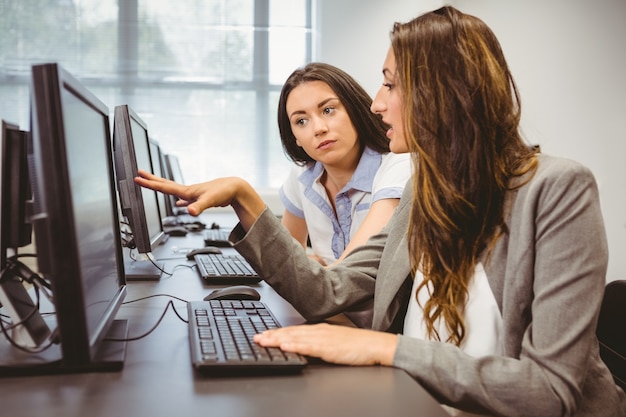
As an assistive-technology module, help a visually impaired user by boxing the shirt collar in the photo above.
[299,147,383,193]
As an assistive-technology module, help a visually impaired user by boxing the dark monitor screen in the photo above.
[23,62,127,373]
[164,154,188,216]
[165,153,185,184]
[148,138,169,222]
[112,104,165,254]
[156,148,179,218]
[0,120,33,269]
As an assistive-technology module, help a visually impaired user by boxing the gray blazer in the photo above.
[233,154,626,416]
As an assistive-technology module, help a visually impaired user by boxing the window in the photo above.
[0,0,315,188]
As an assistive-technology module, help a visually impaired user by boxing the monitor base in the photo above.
[124,258,164,281]
[0,319,128,376]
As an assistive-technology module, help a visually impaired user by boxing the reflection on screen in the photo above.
[130,119,162,245]
[149,140,169,221]
[61,88,120,342]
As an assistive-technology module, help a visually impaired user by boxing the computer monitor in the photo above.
[0,120,33,267]
[0,62,129,375]
[162,153,208,231]
[0,120,50,349]
[155,148,176,218]
[148,138,192,232]
[164,153,188,216]
[148,138,173,223]
[165,153,185,184]
[112,104,166,280]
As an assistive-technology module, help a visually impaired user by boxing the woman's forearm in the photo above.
[228,178,268,231]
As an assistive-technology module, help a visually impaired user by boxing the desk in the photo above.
[0,215,450,417]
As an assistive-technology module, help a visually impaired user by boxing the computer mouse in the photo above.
[186,246,223,259]
[203,285,261,301]
[165,226,188,237]
[185,221,205,232]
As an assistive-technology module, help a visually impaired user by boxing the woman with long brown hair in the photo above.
[135,6,625,416]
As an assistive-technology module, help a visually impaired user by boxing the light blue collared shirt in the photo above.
[280,147,411,265]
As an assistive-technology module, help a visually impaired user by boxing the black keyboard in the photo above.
[188,300,307,375]
[193,253,261,285]
[203,228,232,247]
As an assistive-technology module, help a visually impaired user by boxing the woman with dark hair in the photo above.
[277,63,410,266]
[136,6,625,416]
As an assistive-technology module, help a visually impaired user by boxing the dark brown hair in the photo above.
[277,62,389,164]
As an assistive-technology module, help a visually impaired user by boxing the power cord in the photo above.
[0,255,190,350]
[2,253,52,296]
[104,294,189,342]
[0,255,56,353]
[148,255,173,277]
[0,308,56,353]
[127,245,174,277]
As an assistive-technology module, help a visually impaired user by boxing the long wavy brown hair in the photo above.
[391,6,538,345]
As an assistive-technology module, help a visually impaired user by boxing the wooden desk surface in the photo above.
[0,215,450,417]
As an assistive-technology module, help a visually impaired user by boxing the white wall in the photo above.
[315,0,442,95]
[317,0,626,282]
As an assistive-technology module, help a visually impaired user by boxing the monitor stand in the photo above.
[0,319,128,376]
[123,251,164,281]
[0,274,51,347]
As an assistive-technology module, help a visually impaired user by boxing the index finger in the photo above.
[134,170,183,196]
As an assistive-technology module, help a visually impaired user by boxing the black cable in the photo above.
[0,273,55,353]
[127,248,174,277]
[105,294,189,342]
[170,263,197,272]
[2,254,52,293]
[6,256,51,291]
[1,254,189,347]
[0,308,55,353]
[148,256,173,276]
[12,253,37,259]
[122,293,189,305]
[120,226,136,249]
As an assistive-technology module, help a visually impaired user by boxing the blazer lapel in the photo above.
[371,186,414,331]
